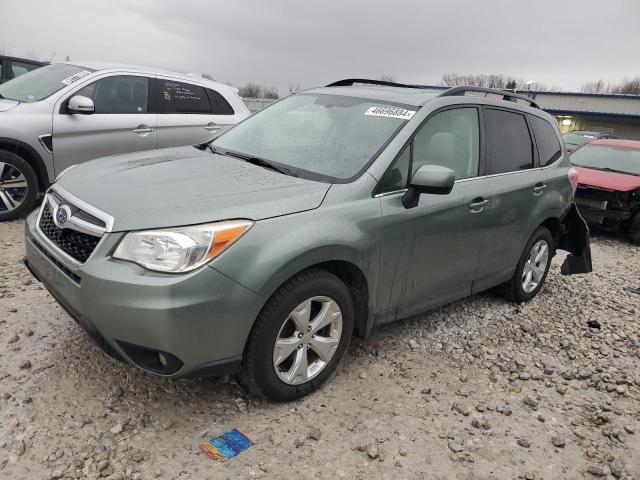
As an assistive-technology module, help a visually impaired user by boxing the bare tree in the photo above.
[288,82,301,94]
[262,86,279,100]
[238,83,262,98]
[440,73,550,92]
[378,74,396,83]
[201,73,215,81]
[581,80,606,93]
[610,77,640,95]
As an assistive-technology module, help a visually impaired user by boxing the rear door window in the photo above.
[161,80,211,114]
[529,115,562,167]
[485,108,534,174]
[206,88,234,115]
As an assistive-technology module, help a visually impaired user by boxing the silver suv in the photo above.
[0,62,250,221]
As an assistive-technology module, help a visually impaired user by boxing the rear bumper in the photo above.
[24,211,264,378]
[574,201,632,225]
[558,203,593,275]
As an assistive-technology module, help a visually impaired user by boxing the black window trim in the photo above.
[373,104,486,197]
[59,73,155,115]
[482,105,537,176]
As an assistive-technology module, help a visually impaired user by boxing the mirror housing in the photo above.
[68,95,94,114]
[402,165,455,209]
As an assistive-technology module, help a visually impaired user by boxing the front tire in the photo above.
[0,151,38,222]
[239,269,354,401]
[501,226,554,303]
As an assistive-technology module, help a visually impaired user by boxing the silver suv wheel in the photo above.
[273,296,343,386]
[522,239,549,293]
[0,161,29,213]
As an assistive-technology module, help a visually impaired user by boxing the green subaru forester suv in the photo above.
[24,79,592,401]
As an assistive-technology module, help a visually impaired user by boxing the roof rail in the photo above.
[439,86,539,109]
[326,78,429,90]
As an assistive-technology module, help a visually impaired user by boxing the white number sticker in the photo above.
[364,106,416,120]
[60,71,92,86]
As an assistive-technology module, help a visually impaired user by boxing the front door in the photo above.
[377,107,490,321]
[52,74,156,175]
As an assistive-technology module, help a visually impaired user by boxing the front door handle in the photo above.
[204,122,221,132]
[133,125,155,135]
[469,198,490,213]
[533,183,547,196]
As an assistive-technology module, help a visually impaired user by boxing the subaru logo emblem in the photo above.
[54,205,71,228]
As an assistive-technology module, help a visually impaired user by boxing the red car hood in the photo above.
[574,166,640,192]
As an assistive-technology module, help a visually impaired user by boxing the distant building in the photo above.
[531,91,640,140]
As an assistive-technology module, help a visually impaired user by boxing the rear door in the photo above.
[52,74,157,174]
[474,107,545,292]
[155,78,237,148]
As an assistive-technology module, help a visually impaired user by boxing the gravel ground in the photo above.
[1,219,639,480]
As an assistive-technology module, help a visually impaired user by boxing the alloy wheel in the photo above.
[522,239,549,293]
[0,162,29,213]
[272,296,343,386]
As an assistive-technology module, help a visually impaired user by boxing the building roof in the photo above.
[530,91,640,119]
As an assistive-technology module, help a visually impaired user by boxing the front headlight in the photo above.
[113,220,253,273]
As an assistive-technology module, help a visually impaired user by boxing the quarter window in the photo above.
[161,80,210,114]
[412,108,480,180]
[206,88,234,115]
[485,109,534,174]
[75,75,149,114]
[529,115,562,167]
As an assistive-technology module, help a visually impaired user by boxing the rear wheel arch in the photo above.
[540,217,561,251]
[0,138,50,192]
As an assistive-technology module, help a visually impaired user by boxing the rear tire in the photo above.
[239,269,354,401]
[0,151,38,222]
[501,226,554,303]
[630,212,640,245]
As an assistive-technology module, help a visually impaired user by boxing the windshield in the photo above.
[0,64,95,102]
[563,133,596,146]
[571,144,640,175]
[212,93,415,181]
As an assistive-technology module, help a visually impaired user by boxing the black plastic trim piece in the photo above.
[184,356,243,379]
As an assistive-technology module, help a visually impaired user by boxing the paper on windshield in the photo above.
[60,71,92,86]
[364,106,416,120]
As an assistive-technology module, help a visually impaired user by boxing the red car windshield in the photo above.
[571,144,640,176]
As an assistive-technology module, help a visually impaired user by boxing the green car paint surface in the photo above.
[24,84,591,391]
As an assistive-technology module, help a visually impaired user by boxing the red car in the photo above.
[571,139,640,244]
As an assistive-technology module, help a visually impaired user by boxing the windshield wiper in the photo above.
[222,150,296,176]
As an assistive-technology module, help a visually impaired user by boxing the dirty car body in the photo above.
[571,139,640,243]
[24,80,592,401]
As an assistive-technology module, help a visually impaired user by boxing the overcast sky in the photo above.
[2,0,639,94]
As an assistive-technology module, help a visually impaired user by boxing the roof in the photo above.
[304,85,443,107]
[589,138,640,149]
[61,61,226,88]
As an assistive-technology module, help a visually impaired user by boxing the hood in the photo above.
[574,166,640,192]
[0,99,20,112]
[57,147,331,231]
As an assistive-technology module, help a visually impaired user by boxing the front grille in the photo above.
[39,204,101,263]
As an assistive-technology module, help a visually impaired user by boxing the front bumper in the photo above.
[24,211,265,378]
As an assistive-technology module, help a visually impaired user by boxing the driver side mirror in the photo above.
[68,95,94,115]
[402,164,455,209]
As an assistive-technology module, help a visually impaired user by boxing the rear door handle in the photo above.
[204,122,221,132]
[533,183,547,196]
[133,125,155,135]
[469,198,490,213]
